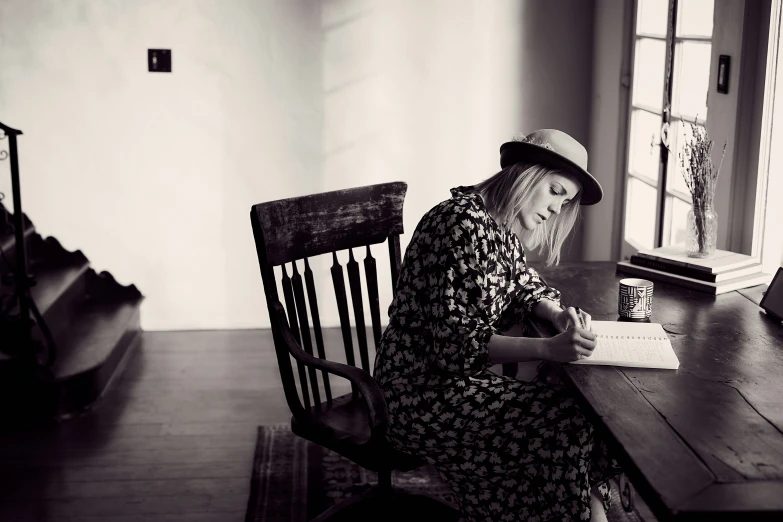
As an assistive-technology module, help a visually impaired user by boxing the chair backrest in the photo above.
[250,182,407,419]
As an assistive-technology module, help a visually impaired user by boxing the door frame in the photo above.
[752,0,783,274]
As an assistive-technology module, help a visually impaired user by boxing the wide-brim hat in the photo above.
[499,129,603,205]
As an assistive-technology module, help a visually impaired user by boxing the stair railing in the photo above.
[0,120,56,368]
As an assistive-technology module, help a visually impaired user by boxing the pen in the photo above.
[575,306,586,328]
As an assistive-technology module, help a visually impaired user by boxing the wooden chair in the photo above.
[250,182,460,521]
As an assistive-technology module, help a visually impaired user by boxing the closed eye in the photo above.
[551,186,572,205]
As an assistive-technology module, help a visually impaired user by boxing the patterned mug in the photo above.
[618,278,654,321]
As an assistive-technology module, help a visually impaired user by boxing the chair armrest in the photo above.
[271,301,389,438]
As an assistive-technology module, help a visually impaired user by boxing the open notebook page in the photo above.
[569,321,680,370]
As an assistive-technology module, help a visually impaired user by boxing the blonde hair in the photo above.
[474,162,581,265]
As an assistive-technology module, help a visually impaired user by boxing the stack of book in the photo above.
[616,245,771,295]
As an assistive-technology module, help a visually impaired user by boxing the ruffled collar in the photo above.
[449,185,477,199]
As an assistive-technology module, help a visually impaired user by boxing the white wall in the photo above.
[1,0,595,331]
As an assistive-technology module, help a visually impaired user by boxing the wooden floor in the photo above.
[0,329,306,522]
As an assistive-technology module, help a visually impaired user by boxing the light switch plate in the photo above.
[148,49,171,73]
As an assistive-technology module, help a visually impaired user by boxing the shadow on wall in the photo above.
[516,0,595,264]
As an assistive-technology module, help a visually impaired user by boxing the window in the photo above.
[616,0,783,275]
[622,0,715,252]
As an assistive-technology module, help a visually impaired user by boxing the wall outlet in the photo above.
[148,49,171,73]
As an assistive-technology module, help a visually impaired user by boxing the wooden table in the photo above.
[521,262,783,521]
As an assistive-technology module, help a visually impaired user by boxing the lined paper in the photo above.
[570,321,680,369]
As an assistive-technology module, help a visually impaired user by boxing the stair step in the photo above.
[52,296,141,379]
[30,254,90,318]
[51,297,143,420]
[0,202,35,263]
[1,244,89,317]
[51,294,143,418]
[0,292,143,422]
[0,221,35,260]
[1,262,143,421]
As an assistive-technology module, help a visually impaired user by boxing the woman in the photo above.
[373,129,621,522]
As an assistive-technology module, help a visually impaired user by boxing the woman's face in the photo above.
[519,173,581,231]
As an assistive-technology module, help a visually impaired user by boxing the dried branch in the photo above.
[678,121,727,208]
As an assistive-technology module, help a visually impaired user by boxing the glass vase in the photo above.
[686,205,718,258]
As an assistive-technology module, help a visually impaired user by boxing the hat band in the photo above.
[518,135,556,152]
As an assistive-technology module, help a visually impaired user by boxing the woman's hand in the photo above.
[542,326,597,363]
[552,306,591,333]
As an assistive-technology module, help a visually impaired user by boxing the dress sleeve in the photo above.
[421,212,497,376]
[507,250,562,323]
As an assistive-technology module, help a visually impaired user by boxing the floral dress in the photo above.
[373,187,621,522]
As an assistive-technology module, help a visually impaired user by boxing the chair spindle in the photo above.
[291,261,322,407]
[261,266,303,415]
[347,249,370,373]
[364,245,383,349]
[304,258,332,403]
[281,265,312,410]
[331,252,357,368]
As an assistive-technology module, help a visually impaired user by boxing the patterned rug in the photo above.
[245,424,645,522]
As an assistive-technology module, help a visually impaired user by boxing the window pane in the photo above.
[624,177,658,250]
[637,0,669,37]
[677,0,714,38]
[632,38,667,112]
[668,195,692,246]
[667,119,701,197]
[673,41,711,121]
[629,109,662,181]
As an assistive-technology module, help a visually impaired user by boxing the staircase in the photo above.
[0,201,144,422]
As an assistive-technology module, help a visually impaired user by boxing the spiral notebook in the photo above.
[569,321,680,370]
